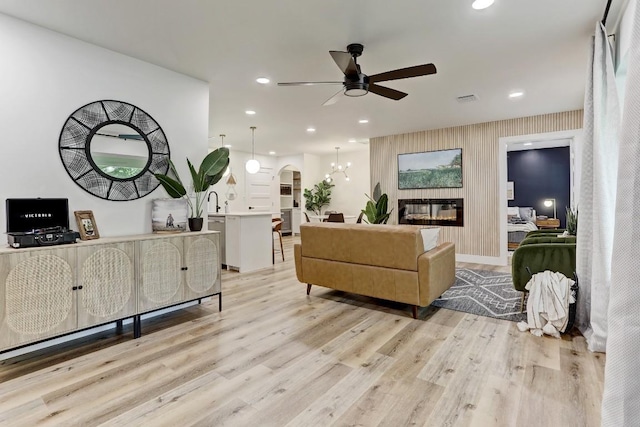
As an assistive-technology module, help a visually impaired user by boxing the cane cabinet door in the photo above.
[0,248,77,351]
[77,242,136,329]
[183,234,220,301]
[137,237,184,313]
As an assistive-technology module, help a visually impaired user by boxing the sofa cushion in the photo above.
[300,223,427,271]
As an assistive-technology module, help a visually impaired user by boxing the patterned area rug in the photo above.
[431,268,526,322]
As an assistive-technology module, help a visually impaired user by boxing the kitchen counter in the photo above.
[208,212,273,273]
[208,211,276,217]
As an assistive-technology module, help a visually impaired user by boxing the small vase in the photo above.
[188,217,203,232]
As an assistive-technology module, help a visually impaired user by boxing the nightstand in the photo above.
[536,218,560,229]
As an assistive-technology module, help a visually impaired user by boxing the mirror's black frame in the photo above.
[59,100,170,201]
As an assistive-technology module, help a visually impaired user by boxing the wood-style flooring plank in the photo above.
[0,236,605,426]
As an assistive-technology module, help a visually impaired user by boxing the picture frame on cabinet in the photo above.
[74,210,100,240]
[151,198,188,233]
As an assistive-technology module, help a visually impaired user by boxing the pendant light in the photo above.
[220,134,230,177]
[324,147,351,183]
[219,134,238,200]
[245,126,260,174]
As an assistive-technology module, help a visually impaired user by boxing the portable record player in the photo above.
[5,198,80,248]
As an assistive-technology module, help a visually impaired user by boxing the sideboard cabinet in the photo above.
[0,232,220,353]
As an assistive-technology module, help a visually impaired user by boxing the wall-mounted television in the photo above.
[398,148,463,189]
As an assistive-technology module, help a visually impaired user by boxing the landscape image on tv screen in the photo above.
[398,148,462,189]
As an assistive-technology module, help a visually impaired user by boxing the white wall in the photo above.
[310,147,371,218]
[0,13,209,236]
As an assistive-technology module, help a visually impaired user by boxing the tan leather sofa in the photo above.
[294,223,456,318]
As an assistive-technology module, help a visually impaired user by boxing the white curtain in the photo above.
[602,3,640,424]
[576,22,620,353]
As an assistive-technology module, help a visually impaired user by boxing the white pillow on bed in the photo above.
[420,228,440,252]
[507,207,520,217]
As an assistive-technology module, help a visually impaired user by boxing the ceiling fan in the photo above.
[278,43,437,106]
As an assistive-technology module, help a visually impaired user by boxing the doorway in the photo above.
[498,129,583,265]
[278,165,302,235]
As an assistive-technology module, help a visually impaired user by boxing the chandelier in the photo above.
[325,147,351,183]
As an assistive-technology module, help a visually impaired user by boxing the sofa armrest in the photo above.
[417,242,456,306]
[511,243,576,292]
[294,243,304,283]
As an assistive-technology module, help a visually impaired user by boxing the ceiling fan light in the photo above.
[344,87,368,97]
[245,159,260,174]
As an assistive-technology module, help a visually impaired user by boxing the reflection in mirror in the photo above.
[90,124,149,179]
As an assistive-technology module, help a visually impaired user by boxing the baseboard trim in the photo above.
[456,253,507,266]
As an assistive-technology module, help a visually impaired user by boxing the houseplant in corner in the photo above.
[303,181,334,216]
[362,183,392,224]
[154,147,230,231]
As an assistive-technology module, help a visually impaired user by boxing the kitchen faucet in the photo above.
[207,191,220,213]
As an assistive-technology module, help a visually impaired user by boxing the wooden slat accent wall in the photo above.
[370,110,583,257]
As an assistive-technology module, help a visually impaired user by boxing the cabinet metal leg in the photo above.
[133,315,141,339]
[115,319,123,335]
[198,298,202,304]
[412,305,418,319]
[218,293,222,311]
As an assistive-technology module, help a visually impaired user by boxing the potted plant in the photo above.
[361,183,392,224]
[154,147,230,231]
[303,181,334,215]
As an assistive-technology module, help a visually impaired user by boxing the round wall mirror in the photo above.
[59,100,170,201]
[90,123,150,179]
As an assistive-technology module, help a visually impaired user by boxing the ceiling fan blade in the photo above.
[329,51,358,75]
[368,63,437,83]
[322,88,345,106]
[368,83,408,100]
[278,81,343,86]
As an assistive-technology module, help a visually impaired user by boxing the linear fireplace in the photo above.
[398,198,464,227]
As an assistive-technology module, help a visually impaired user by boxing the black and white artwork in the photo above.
[152,199,187,233]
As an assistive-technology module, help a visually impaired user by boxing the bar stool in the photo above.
[272,218,284,263]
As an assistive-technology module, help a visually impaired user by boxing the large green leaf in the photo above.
[154,174,187,198]
[199,148,229,182]
[187,158,204,192]
[204,158,230,187]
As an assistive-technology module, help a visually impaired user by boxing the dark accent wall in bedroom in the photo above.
[507,147,571,228]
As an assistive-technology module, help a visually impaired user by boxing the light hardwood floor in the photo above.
[0,236,605,426]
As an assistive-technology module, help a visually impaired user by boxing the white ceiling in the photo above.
[0,0,615,156]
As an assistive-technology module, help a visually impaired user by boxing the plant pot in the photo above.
[188,217,203,232]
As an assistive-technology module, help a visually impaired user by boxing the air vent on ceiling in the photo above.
[456,94,478,103]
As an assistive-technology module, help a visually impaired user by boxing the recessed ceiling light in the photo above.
[245,110,256,115]
[269,151,276,155]
[224,144,232,148]
[509,91,525,99]
[472,0,494,10]
[523,142,533,146]
[307,127,316,132]
[256,77,270,84]
[358,119,369,124]
[348,139,357,143]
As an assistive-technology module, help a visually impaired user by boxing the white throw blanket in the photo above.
[517,271,576,338]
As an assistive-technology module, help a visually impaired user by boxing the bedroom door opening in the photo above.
[498,129,583,265]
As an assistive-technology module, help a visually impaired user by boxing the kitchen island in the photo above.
[208,212,273,273]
